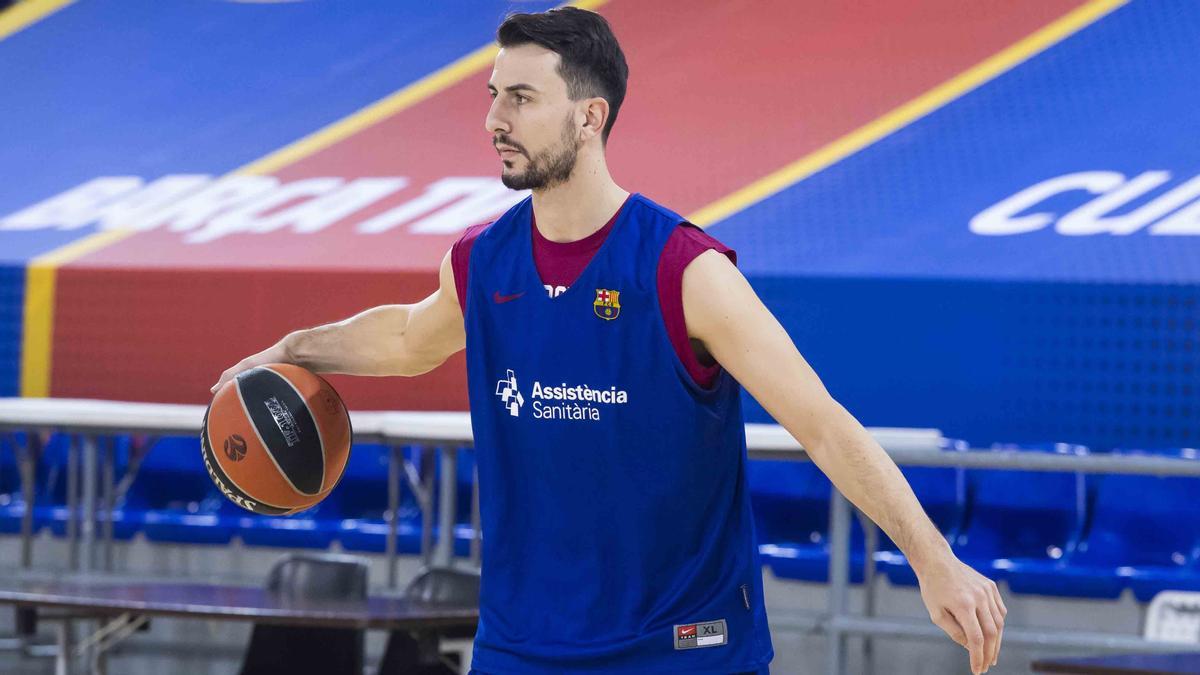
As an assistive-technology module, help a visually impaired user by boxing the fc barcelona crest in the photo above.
[594,288,621,320]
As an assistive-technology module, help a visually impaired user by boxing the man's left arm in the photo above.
[683,250,1006,675]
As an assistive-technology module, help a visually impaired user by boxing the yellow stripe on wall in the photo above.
[19,264,56,397]
[0,0,73,41]
[17,0,607,396]
[688,0,1127,227]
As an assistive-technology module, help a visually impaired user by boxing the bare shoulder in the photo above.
[682,249,757,339]
[682,247,742,286]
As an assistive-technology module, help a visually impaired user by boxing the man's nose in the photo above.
[485,98,509,136]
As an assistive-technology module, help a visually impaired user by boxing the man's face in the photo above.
[486,44,582,191]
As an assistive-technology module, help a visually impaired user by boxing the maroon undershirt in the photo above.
[451,198,736,388]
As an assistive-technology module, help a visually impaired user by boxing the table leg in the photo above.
[101,437,114,572]
[81,435,97,573]
[67,436,79,571]
[460,639,472,675]
[55,619,73,675]
[826,489,851,675]
[434,447,457,569]
[90,645,106,675]
[420,447,435,568]
[400,446,436,572]
[860,511,878,674]
[17,431,40,570]
[75,612,144,675]
[469,460,481,567]
[387,444,399,589]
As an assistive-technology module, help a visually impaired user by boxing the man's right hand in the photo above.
[210,338,293,394]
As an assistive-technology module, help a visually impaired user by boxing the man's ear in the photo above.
[580,97,609,141]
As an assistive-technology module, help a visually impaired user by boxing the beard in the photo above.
[499,114,579,191]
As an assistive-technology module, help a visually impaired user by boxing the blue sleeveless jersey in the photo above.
[464,193,773,674]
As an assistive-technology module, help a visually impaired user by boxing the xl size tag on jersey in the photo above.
[674,619,727,649]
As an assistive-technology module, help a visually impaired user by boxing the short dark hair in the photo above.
[497,7,629,144]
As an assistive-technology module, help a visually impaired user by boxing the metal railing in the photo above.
[2,398,1199,674]
[812,447,1200,675]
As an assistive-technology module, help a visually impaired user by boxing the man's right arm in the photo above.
[209,248,465,393]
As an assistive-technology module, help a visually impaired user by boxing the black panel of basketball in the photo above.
[236,366,325,495]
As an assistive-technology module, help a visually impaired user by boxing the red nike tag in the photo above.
[493,290,525,304]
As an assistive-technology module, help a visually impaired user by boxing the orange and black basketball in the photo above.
[201,363,352,515]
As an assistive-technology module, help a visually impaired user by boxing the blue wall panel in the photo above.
[714,2,1200,448]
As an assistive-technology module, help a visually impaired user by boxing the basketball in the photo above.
[201,363,352,515]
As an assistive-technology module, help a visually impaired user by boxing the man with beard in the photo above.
[212,7,1006,675]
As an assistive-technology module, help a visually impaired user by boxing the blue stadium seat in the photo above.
[38,435,81,536]
[750,458,866,583]
[236,443,387,550]
[43,435,143,541]
[12,433,74,537]
[0,432,27,534]
[139,437,241,545]
[912,443,1088,595]
[1015,447,1200,601]
[337,444,422,554]
[1125,448,1200,601]
[238,494,342,550]
[0,434,18,493]
[338,445,475,557]
[969,444,1090,596]
[236,440,361,550]
[106,436,154,540]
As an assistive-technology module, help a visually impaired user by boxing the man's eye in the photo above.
[515,95,528,104]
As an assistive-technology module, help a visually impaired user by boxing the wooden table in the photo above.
[0,576,478,675]
[1032,652,1200,674]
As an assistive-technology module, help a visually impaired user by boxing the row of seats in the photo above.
[750,441,1200,601]
[0,434,478,555]
[4,434,1198,601]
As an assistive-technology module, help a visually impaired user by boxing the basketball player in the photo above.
[213,7,1005,674]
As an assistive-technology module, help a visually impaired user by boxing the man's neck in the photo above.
[531,152,629,243]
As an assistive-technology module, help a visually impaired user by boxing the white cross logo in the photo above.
[494,369,524,417]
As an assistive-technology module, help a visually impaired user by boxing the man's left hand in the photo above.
[917,556,1007,674]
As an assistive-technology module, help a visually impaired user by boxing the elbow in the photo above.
[385,344,446,377]
[793,397,853,460]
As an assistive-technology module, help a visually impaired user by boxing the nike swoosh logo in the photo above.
[493,290,525,304]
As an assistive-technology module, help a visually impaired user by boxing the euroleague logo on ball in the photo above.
[224,434,248,462]
[321,391,340,417]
